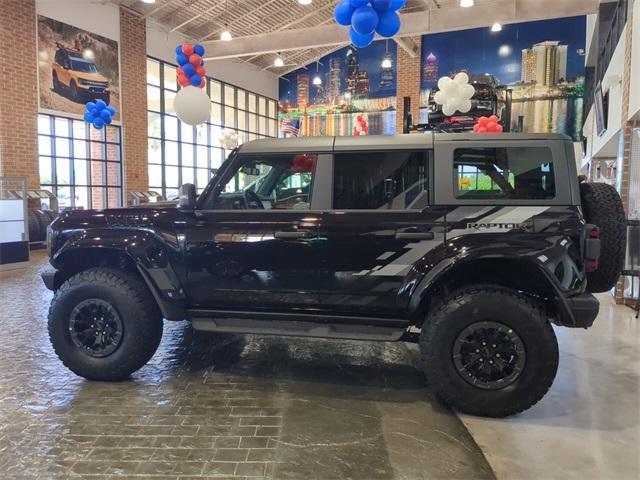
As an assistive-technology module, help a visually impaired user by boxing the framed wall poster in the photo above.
[37,15,121,122]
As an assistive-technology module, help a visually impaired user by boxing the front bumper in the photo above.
[41,270,58,291]
[555,292,600,328]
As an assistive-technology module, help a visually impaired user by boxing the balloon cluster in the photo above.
[290,154,316,173]
[473,115,504,134]
[353,114,369,136]
[83,100,116,129]
[334,0,405,48]
[219,129,240,150]
[175,43,206,88]
[433,72,476,117]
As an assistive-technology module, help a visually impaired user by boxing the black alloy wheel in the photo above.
[69,298,123,358]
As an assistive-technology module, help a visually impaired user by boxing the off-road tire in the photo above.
[70,81,80,102]
[48,268,163,381]
[420,285,559,417]
[28,211,40,242]
[580,182,627,293]
[32,210,51,241]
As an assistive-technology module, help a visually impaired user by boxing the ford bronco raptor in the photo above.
[42,133,627,417]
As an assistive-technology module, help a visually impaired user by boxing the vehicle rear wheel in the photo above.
[48,268,163,381]
[580,182,627,293]
[420,285,558,417]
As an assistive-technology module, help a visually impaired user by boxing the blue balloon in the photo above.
[376,10,400,37]
[334,1,355,26]
[183,63,196,77]
[350,0,368,7]
[99,110,112,122]
[106,105,116,116]
[176,53,189,66]
[91,108,100,117]
[104,115,112,125]
[372,0,393,12]
[349,26,374,48]
[194,44,205,56]
[85,101,96,112]
[83,112,94,123]
[389,0,406,10]
[175,45,183,56]
[351,6,379,35]
[92,117,105,129]
[95,99,106,111]
[189,74,202,87]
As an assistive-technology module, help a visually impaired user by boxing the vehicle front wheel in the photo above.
[420,285,558,417]
[70,81,80,102]
[48,268,163,381]
[52,72,60,92]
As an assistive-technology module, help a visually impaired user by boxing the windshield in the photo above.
[71,60,98,73]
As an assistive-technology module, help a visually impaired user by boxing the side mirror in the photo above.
[178,183,196,210]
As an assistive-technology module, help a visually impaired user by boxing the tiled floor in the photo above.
[0,251,493,479]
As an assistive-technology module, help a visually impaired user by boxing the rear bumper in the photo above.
[555,292,600,328]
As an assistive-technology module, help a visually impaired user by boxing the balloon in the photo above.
[92,117,105,129]
[174,86,211,125]
[99,110,112,122]
[350,0,369,7]
[189,73,203,87]
[199,77,206,89]
[442,103,457,116]
[95,99,106,110]
[462,84,476,98]
[183,63,196,77]
[389,0,406,10]
[189,54,202,67]
[349,26,374,48]
[85,101,96,111]
[478,116,490,126]
[177,66,184,76]
[334,1,355,26]
[372,0,393,12]
[458,98,472,113]
[106,106,116,116]
[437,76,452,90]
[182,43,194,56]
[489,114,499,123]
[433,91,445,105]
[473,123,479,132]
[196,66,206,77]
[193,44,205,56]
[454,72,469,84]
[91,108,99,117]
[175,45,183,56]
[486,122,498,131]
[352,6,379,35]
[104,115,112,125]
[83,112,93,123]
[178,74,190,87]
[496,124,504,133]
[176,54,189,66]
[376,11,400,37]
[478,126,487,133]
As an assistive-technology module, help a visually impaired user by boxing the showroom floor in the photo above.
[0,252,638,479]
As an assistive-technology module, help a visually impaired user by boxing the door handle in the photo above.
[395,232,435,241]
[274,231,309,239]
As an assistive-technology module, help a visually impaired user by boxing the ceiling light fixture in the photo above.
[221,24,232,41]
[313,61,322,85]
[381,39,392,68]
[460,0,474,7]
[274,54,284,67]
[298,0,313,4]
[491,22,502,32]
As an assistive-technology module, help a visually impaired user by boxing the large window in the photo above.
[38,114,122,209]
[147,58,278,199]
[333,151,430,210]
[454,147,555,200]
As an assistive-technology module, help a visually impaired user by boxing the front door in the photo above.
[316,149,447,318]
[184,151,327,311]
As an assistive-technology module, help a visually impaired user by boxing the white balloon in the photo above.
[454,72,469,85]
[458,99,473,113]
[442,103,457,116]
[434,91,446,105]
[462,84,476,99]
[437,76,452,91]
[174,86,210,126]
[219,128,239,150]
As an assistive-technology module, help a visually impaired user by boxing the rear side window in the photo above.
[454,147,555,200]
[333,151,429,210]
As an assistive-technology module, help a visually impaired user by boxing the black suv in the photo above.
[42,133,627,417]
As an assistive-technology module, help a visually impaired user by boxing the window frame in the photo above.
[434,140,573,206]
[328,149,434,212]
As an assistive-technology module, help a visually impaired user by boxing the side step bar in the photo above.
[188,309,407,342]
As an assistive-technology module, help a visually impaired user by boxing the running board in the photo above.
[188,309,407,341]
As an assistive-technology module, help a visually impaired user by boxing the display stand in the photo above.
[129,191,164,206]
[0,177,29,270]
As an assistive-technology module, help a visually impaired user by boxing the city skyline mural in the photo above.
[420,16,587,139]
[279,40,397,136]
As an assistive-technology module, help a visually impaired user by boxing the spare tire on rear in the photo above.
[579,182,626,293]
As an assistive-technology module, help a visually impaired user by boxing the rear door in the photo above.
[315,145,449,318]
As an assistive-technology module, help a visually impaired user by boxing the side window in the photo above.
[210,153,317,210]
[333,151,430,210]
[453,147,555,200]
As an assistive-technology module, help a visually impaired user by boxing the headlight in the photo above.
[78,79,89,85]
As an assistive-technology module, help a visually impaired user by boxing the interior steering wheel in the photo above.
[243,190,264,209]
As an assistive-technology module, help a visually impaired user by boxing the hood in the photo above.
[75,71,109,83]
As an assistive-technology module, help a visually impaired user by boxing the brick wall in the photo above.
[0,0,39,188]
[395,40,421,134]
[119,8,149,202]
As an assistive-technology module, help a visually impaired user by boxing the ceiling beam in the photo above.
[203,0,598,60]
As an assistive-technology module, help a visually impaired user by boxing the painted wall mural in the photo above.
[420,16,586,139]
[279,40,397,136]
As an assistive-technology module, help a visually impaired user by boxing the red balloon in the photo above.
[182,43,194,56]
[473,123,480,132]
[496,124,504,133]
[177,66,184,76]
[478,116,490,126]
[478,126,488,133]
[489,115,499,123]
[196,66,206,77]
[486,122,498,132]
[178,74,190,87]
[199,77,206,89]
[189,54,202,67]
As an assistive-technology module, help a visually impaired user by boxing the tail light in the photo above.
[585,224,601,271]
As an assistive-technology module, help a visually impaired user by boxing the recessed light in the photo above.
[298,0,313,4]
[460,0,474,7]
[274,54,284,67]
[220,24,232,41]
